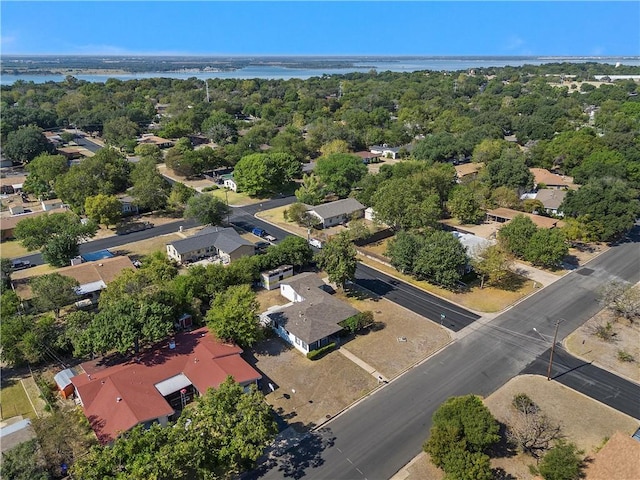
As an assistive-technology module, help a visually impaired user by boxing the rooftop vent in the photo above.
[116,397,122,402]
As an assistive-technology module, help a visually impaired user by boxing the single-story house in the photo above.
[260,272,359,355]
[353,151,382,164]
[8,204,26,215]
[454,162,483,183]
[221,173,237,192]
[166,226,254,264]
[307,198,366,229]
[137,134,174,149]
[44,131,63,147]
[521,189,567,216]
[71,327,262,444]
[0,174,27,194]
[260,264,294,290]
[0,206,68,241]
[486,208,565,229]
[452,231,494,261]
[118,195,139,215]
[57,146,89,161]
[12,255,135,302]
[583,431,640,479]
[530,168,573,189]
[41,198,65,211]
[369,144,401,159]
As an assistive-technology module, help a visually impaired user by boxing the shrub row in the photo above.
[306,342,336,360]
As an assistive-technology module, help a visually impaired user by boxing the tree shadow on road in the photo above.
[245,427,336,480]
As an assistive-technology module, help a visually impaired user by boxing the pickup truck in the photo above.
[11,260,33,270]
[251,227,276,242]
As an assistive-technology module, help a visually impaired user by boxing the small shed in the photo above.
[54,368,76,398]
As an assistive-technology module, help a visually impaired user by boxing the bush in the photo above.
[617,350,634,363]
[593,322,616,342]
[512,393,539,414]
[340,311,375,334]
[202,185,219,192]
[536,440,584,480]
[306,342,336,360]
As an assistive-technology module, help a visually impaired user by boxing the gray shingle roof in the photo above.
[169,227,253,255]
[308,198,365,221]
[535,189,567,211]
[268,273,359,345]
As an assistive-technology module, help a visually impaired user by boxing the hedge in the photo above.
[306,342,336,360]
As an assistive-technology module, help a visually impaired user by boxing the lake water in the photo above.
[2,57,639,85]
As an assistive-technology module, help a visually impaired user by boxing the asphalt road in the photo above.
[249,228,640,480]
[74,135,103,153]
[353,263,480,331]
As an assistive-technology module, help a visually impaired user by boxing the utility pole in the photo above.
[205,79,210,103]
[546,319,561,381]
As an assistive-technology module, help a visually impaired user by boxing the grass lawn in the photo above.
[113,232,184,258]
[1,381,36,420]
[0,240,30,259]
[206,188,267,207]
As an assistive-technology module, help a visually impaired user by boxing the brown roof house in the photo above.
[486,208,565,230]
[260,272,359,355]
[71,327,261,444]
[584,431,640,480]
[530,168,574,189]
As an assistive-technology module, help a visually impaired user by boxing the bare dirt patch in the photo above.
[565,308,640,382]
[397,374,639,480]
[333,287,452,379]
[157,164,217,191]
[112,231,185,258]
[244,337,377,429]
[256,288,287,312]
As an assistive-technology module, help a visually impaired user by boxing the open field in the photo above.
[112,231,185,258]
[205,188,266,207]
[334,286,452,379]
[0,381,36,421]
[244,337,378,429]
[566,307,640,382]
[396,374,640,480]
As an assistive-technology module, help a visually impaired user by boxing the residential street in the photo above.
[248,229,640,480]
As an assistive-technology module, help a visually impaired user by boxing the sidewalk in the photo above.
[511,261,564,287]
[338,347,388,383]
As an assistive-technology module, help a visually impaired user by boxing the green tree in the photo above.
[525,229,568,268]
[561,177,640,241]
[386,230,423,274]
[490,186,521,209]
[14,212,98,267]
[184,194,229,225]
[1,290,21,318]
[134,143,163,163]
[102,116,139,149]
[168,182,196,213]
[442,450,493,480]
[448,185,484,224]
[413,230,469,288]
[484,150,534,191]
[0,314,33,365]
[315,232,357,289]
[24,153,69,197]
[263,235,314,270]
[206,284,262,347]
[234,152,301,196]
[201,110,237,145]
[55,148,131,211]
[424,394,500,469]
[372,177,441,230]
[498,215,538,258]
[85,298,173,355]
[130,157,171,211]
[3,125,53,163]
[537,441,584,480]
[1,257,12,293]
[0,439,48,480]
[84,194,122,228]
[314,153,368,198]
[295,173,326,205]
[30,273,80,318]
[471,245,512,289]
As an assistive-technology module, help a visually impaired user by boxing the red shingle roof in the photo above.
[72,328,261,443]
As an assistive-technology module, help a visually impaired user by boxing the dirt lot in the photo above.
[334,287,452,379]
[157,163,217,191]
[244,338,378,429]
[396,374,639,480]
[565,307,640,382]
[111,231,185,258]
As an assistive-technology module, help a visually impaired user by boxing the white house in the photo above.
[260,273,359,355]
[166,227,254,264]
[41,199,65,211]
[307,198,365,229]
[222,174,238,192]
[370,144,401,159]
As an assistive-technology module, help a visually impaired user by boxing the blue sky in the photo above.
[1,1,638,56]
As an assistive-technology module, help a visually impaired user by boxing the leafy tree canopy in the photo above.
[314,153,367,198]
